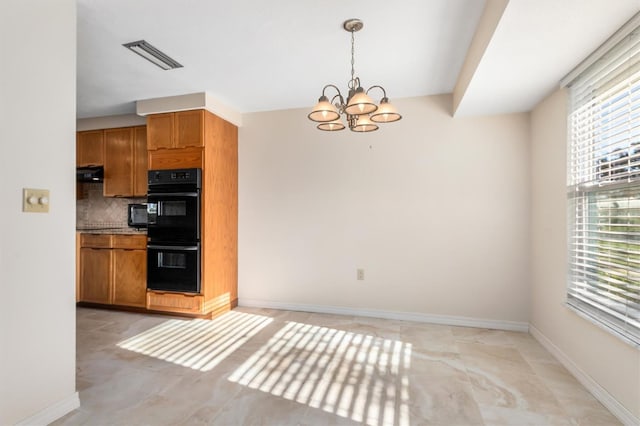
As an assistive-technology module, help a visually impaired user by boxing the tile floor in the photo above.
[53,307,620,425]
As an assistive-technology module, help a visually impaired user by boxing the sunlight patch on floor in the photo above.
[228,321,412,426]
[117,311,272,372]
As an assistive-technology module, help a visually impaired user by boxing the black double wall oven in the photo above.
[147,168,202,294]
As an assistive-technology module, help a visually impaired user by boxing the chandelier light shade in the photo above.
[352,115,379,133]
[308,95,340,122]
[317,118,346,132]
[344,88,377,115]
[370,97,402,123]
[308,19,402,133]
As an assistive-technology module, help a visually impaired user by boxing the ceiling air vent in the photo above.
[123,40,183,70]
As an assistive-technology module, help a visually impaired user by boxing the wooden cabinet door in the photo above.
[147,113,174,150]
[104,128,133,196]
[76,232,81,302]
[77,130,104,166]
[148,146,203,170]
[175,110,204,148]
[112,234,146,250]
[112,249,147,308]
[133,126,148,196]
[79,248,112,304]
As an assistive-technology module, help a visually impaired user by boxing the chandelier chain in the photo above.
[350,29,355,89]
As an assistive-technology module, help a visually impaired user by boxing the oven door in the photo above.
[147,191,200,243]
[147,244,201,293]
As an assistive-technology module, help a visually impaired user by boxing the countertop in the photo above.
[76,227,147,235]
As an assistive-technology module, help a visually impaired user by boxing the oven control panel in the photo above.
[148,168,202,188]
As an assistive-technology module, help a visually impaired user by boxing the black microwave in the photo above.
[127,203,148,228]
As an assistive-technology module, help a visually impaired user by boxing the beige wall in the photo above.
[530,89,640,419]
[0,0,78,423]
[239,94,531,324]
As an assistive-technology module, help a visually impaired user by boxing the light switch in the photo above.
[23,188,50,213]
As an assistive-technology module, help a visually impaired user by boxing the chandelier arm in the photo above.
[322,84,346,108]
[322,84,343,98]
[348,76,362,92]
[366,85,387,99]
[330,94,345,109]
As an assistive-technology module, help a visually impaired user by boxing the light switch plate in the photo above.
[23,188,50,213]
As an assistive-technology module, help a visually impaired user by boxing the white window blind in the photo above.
[567,23,640,346]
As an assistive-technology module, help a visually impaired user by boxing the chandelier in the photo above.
[308,18,402,132]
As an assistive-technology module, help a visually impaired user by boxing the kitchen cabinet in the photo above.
[145,109,237,319]
[79,246,112,304]
[147,113,173,150]
[76,232,81,301]
[78,234,112,304]
[147,292,205,315]
[78,234,147,308]
[103,126,147,197]
[148,146,203,170]
[112,248,146,308]
[147,110,204,150]
[133,126,148,196]
[175,110,204,148]
[104,128,133,197]
[77,130,104,167]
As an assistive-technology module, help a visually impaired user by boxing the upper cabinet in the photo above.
[78,125,147,197]
[104,128,133,197]
[147,110,204,150]
[175,110,204,148]
[147,113,173,149]
[103,126,148,197]
[133,126,148,196]
[76,130,104,166]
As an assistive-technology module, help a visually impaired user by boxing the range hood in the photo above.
[76,166,103,182]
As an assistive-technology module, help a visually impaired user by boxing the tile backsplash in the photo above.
[76,183,145,229]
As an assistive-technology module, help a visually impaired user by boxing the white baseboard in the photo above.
[530,325,639,426]
[238,298,529,332]
[16,392,79,426]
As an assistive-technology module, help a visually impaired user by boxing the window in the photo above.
[567,21,640,345]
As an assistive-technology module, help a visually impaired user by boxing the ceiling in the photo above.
[76,0,640,119]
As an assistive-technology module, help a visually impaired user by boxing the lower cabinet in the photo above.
[112,248,147,307]
[147,292,205,315]
[79,247,112,304]
[78,234,147,308]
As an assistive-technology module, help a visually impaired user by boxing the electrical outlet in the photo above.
[23,188,50,213]
[357,268,365,280]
